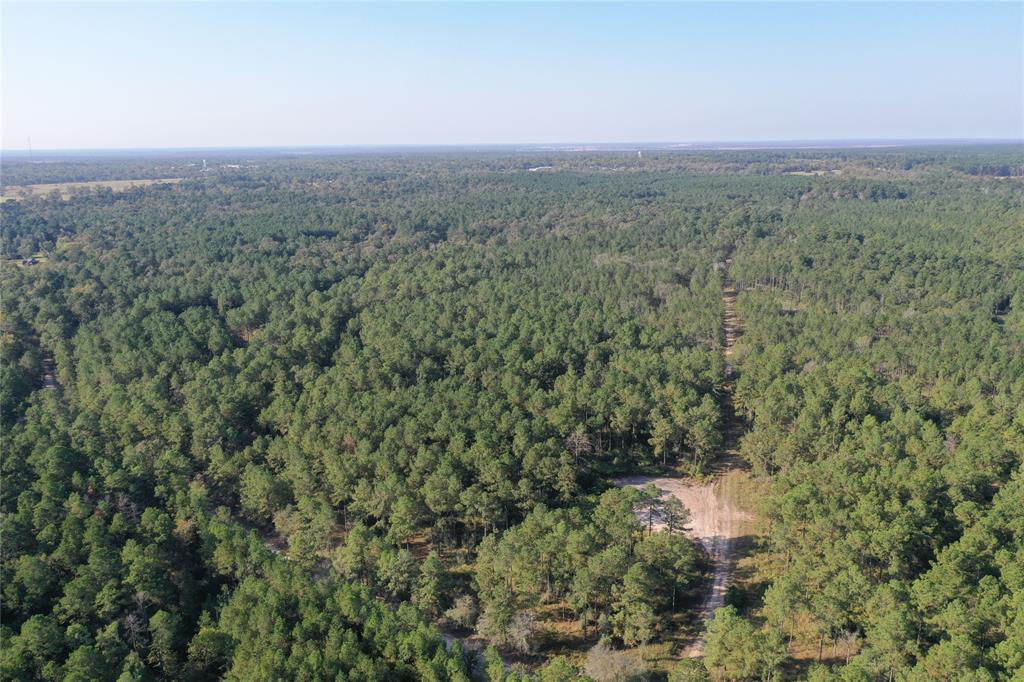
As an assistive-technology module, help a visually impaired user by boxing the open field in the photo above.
[1,177,183,201]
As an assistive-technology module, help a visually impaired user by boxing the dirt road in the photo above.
[622,255,750,656]
[42,353,58,390]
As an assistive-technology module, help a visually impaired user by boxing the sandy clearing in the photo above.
[618,474,751,656]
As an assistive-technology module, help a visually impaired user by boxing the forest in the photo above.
[1,145,1022,681]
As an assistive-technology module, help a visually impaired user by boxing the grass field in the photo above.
[1,177,183,201]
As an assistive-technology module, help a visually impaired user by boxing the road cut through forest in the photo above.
[620,255,752,657]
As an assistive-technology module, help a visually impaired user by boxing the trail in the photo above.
[42,352,59,390]
[620,254,748,657]
[716,257,745,473]
[685,255,747,654]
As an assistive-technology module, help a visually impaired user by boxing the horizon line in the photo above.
[3,137,1022,156]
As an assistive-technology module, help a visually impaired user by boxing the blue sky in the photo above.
[2,2,1021,149]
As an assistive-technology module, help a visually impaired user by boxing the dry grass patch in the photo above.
[2,177,183,201]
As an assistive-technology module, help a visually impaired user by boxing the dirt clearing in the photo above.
[618,472,753,655]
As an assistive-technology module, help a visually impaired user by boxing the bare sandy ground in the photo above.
[618,473,752,656]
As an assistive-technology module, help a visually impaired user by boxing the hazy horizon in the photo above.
[3,138,1022,158]
[3,2,1022,150]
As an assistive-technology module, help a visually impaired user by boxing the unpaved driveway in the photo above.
[618,474,751,655]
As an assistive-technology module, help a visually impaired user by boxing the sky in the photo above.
[2,2,1022,150]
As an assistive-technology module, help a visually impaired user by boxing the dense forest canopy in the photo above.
[1,145,1022,681]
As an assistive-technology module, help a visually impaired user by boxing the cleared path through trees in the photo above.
[42,352,59,390]
[620,255,750,657]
